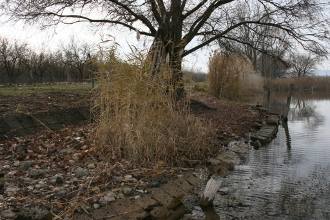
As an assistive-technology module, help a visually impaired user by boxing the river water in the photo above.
[213,97,330,219]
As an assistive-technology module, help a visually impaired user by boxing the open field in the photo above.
[0,82,92,96]
[0,83,92,115]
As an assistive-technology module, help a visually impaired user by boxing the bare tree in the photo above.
[2,0,329,97]
[62,39,94,82]
[289,53,320,77]
[0,38,29,83]
[217,4,291,78]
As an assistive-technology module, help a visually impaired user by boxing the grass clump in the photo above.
[95,53,215,166]
[208,52,261,101]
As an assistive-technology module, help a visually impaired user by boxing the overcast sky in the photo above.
[0,16,329,73]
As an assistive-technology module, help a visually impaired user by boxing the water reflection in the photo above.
[214,94,330,219]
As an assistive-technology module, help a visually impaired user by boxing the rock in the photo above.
[55,189,67,198]
[5,186,19,195]
[7,171,17,176]
[60,148,74,155]
[219,187,229,195]
[15,143,28,160]
[16,206,51,220]
[75,167,89,178]
[87,163,96,169]
[19,161,34,171]
[123,174,137,182]
[50,174,64,184]
[200,177,221,207]
[35,180,46,189]
[149,180,161,188]
[0,173,5,193]
[29,169,48,179]
[99,191,116,204]
[228,141,250,155]
[13,161,20,167]
[266,115,280,125]
[72,153,81,160]
[93,203,101,209]
[251,140,261,149]
[216,151,240,165]
[1,209,17,219]
[121,187,132,195]
[182,206,206,220]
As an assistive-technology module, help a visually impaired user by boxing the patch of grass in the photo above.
[0,82,92,96]
[208,52,263,102]
[95,53,216,166]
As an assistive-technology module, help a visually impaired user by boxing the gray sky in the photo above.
[0,16,329,73]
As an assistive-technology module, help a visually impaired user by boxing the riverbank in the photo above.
[0,94,276,219]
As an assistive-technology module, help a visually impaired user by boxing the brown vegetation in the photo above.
[95,55,215,166]
[208,52,263,101]
[268,77,330,92]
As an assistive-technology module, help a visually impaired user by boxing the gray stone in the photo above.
[122,187,133,195]
[0,175,5,193]
[51,174,64,184]
[75,167,89,178]
[5,186,19,195]
[1,209,16,219]
[99,191,116,204]
[55,189,67,198]
[16,206,51,220]
[35,181,46,189]
[19,161,34,171]
[93,203,101,209]
[124,174,137,182]
[29,169,48,179]
[219,187,230,195]
[16,144,28,159]
[251,140,262,149]
[87,163,96,169]
[60,148,74,155]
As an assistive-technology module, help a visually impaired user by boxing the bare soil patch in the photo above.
[0,92,90,116]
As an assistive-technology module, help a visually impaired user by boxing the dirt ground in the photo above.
[0,83,91,116]
[0,87,267,219]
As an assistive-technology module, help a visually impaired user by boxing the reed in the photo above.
[94,50,215,166]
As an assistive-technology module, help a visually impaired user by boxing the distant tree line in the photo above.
[0,37,97,84]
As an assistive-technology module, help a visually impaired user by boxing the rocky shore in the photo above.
[0,97,279,220]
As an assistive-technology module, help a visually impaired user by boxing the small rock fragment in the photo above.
[75,167,89,178]
[99,191,116,204]
[1,209,17,219]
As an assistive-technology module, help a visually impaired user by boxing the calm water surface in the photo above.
[214,98,330,219]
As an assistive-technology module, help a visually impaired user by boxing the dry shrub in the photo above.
[95,52,215,166]
[208,52,260,100]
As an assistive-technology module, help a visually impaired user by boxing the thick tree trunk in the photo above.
[147,38,185,100]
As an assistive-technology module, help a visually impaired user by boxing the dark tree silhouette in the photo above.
[2,0,329,97]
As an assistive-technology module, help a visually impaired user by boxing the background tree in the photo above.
[289,53,320,77]
[0,36,96,84]
[1,0,329,95]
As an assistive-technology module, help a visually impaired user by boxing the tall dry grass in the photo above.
[208,52,263,100]
[95,51,215,166]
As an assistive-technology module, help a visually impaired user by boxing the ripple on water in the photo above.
[214,99,330,220]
